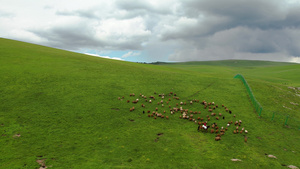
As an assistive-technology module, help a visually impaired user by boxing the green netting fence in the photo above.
[234,74,263,116]
[234,74,300,130]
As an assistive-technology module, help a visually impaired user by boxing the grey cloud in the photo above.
[29,22,149,51]
[56,10,99,19]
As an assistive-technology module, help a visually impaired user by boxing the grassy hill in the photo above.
[0,38,299,168]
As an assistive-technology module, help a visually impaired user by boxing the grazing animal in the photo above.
[215,136,221,141]
[179,115,182,119]
[244,136,248,143]
[216,117,219,120]
[211,129,214,133]
[233,130,237,134]
[197,117,200,120]
[127,100,130,103]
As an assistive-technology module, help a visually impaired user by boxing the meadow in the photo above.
[0,38,299,169]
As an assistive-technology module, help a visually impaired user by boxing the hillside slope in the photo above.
[0,38,299,168]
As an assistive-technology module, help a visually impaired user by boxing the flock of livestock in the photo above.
[118,91,248,142]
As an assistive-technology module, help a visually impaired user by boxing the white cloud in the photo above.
[121,51,141,58]
[84,53,124,61]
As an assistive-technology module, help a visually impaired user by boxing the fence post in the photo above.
[285,115,289,126]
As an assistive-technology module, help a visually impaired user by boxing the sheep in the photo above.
[198,111,201,114]
[213,106,216,110]
[235,121,238,125]
[229,110,232,114]
[236,126,239,130]
[156,107,158,111]
[149,100,152,103]
[215,136,221,141]
[200,118,203,121]
[169,98,171,101]
[233,114,236,118]
[216,105,218,108]
[162,104,164,107]
[190,101,193,104]
[118,97,120,100]
[244,136,248,143]
[154,116,157,119]
[211,129,214,133]
[176,103,179,106]
[211,113,216,116]
[219,113,222,116]
[215,129,219,133]
[233,130,237,134]
[212,102,215,105]
[161,115,164,118]
[225,127,228,131]
[190,114,194,118]
[212,124,215,128]
[207,117,210,121]
[179,115,182,119]
[216,117,219,120]
[197,117,200,120]
[184,102,186,105]
[163,110,166,113]
[245,130,248,134]
[227,123,230,127]
[209,109,213,112]
[127,100,130,103]
[222,104,224,107]
[148,114,150,117]
[171,111,174,115]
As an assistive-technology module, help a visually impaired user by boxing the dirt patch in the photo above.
[257,136,262,139]
[36,159,47,168]
[154,133,164,142]
[157,133,164,136]
[13,134,21,138]
[128,119,135,122]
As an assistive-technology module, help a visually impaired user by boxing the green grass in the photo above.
[0,38,299,168]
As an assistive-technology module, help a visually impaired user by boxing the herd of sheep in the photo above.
[118,91,248,142]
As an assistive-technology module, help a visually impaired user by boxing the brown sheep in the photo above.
[156,107,158,111]
[208,109,213,112]
[127,100,130,103]
[215,136,221,141]
[197,117,200,120]
[211,129,214,133]
[212,124,215,128]
[200,118,203,121]
[154,116,157,119]
[166,116,169,120]
[161,115,164,118]
[233,130,237,134]
[207,117,210,121]
[211,113,216,117]
[216,117,219,120]
[179,115,182,119]
[222,104,224,107]
[206,115,210,118]
[215,129,219,133]
[244,136,248,143]
[148,114,150,117]
[219,113,222,116]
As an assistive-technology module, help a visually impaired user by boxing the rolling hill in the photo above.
[0,38,299,168]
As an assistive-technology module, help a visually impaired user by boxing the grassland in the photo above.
[0,38,299,169]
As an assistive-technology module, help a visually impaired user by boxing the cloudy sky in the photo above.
[1,0,300,63]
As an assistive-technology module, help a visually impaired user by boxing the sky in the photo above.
[1,0,300,63]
